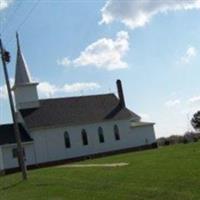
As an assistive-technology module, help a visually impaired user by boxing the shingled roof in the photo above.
[20,93,140,129]
[0,124,33,145]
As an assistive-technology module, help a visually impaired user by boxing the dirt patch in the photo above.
[57,162,129,168]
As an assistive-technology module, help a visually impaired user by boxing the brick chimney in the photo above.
[116,79,125,108]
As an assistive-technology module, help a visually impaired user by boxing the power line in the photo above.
[4,0,41,47]
[17,0,40,31]
[1,0,24,36]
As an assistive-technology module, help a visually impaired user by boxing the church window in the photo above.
[12,148,18,158]
[12,148,25,158]
[81,129,88,145]
[114,125,120,141]
[98,127,105,143]
[64,131,71,148]
[145,138,149,144]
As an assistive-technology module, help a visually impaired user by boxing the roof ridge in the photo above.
[39,93,116,102]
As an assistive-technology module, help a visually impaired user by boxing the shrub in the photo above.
[157,131,199,147]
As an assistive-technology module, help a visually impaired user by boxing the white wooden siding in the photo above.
[1,119,156,169]
[30,119,156,165]
[1,143,35,169]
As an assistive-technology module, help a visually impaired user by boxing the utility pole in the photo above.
[0,38,27,180]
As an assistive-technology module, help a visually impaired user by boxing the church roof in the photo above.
[20,93,140,129]
[14,33,32,87]
[0,124,33,145]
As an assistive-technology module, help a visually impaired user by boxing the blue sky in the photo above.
[0,0,200,137]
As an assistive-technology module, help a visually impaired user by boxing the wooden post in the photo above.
[0,38,27,180]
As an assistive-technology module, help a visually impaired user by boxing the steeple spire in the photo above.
[12,32,39,110]
[14,32,31,86]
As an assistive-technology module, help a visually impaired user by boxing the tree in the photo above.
[191,111,200,132]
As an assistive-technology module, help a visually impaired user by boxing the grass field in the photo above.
[0,142,200,200]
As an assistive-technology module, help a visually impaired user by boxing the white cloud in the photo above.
[58,31,129,71]
[0,80,100,99]
[0,84,8,100]
[0,79,14,100]
[0,0,13,11]
[57,57,71,66]
[100,0,200,29]
[62,82,100,93]
[37,82,57,98]
[180,46,197,64]
[38,81,100,98]
[188,95,200,103]
[165,99,181,107]
[139,113,151,121]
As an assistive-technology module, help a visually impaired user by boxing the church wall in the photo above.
[0,147,4,171]
[128,125,156,146]
[0,121,156,170]
[1,143,35,169]
[30,119,156,165]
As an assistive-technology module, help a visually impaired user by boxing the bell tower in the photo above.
[12,33,39,110]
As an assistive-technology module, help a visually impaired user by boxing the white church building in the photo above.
[0,35,157,173]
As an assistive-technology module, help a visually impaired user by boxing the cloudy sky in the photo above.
[0,0,200,137]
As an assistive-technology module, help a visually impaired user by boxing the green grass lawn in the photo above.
[1,142,200,200]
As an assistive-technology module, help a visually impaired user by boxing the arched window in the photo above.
[114,125,120,141]
[98,127,105,143]
[145,138,149,145]
[64,131,71,148]
[81,129,88,145]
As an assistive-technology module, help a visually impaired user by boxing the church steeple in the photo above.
[14,32,31,86]
[13,33,39,110]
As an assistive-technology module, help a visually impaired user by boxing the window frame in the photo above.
[81,129,88,146]
[64,131,71,148]
[98,127,105,143]
[12,148,18,158]
[12,148,25,158]
[114,124,120,141]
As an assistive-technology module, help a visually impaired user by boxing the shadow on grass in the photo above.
[35,183,57,187]
[1,181,23,191]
